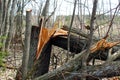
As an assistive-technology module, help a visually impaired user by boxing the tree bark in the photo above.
[2,0,6,23]
[52,35,120,63]
[5,0,16,50]
[28,26,41,70]
[62,25,99,41]
[33,50,86,80]
[33,40,52,78]
[41,0,50,19]
[60,61,120,80]
[1,0,11,37]
[17,28,120,80]
[26,28,120,79]
[52,35,87,54]
[67,0,77,62]
[33,54,120,80]
[22,10,32,80]
[0,0,2,32]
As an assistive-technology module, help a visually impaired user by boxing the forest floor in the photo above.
[0,44,22,80]
[0,44,120,80]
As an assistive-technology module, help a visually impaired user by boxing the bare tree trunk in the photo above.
[0,0,2,32]
[22,10,32,80]
[4,0,16,50]
[2,0,11,36]
[81,0,98,79]
[67,0,77,62]
[41,0,50,27]
[41,0,50,19]
[28,26,41,71]
[0,0,11,51]
[14,1,22,40]
[33,40,52,78]
[2,0,6,23]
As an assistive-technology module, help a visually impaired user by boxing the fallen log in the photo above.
[62,61,120,80]
[52,35,120,64]
[33,50,120,80]
[52,35,87,53]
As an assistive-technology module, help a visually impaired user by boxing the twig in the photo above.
[104,3,120,38]
[44,6,57,25]
[67,0,77,62]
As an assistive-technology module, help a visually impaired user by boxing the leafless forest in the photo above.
[0,0,120,80]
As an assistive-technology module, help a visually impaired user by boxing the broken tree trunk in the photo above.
[28,26,41,70]
[33,40,52,78]
[52,35,87,53]
[52,35,120,63]
[30,30,120,79]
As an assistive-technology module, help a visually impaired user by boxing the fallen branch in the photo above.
[33,51,120,80]
[34,61,120,80]
[62,25,99,41]
[64,61,120,80]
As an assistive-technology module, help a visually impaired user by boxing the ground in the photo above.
[0,44,22,80]
[0,42,120,80]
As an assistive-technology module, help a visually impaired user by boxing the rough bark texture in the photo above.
[33,40,52,78]
[62,25,99,41]
[61,61,120,80]
[52,35,120,63]
[0,0,2,32]
[28,26,41,70]
[22,10,32,80]
[52,35,87,53]
[17,25,120,80]
[33,52,120,80]
[28,30,120,79]
[41,0,50,19]
[33,50,86,80]
[5,0,16,50]
[87,45,120,63]
[28,17,44,70]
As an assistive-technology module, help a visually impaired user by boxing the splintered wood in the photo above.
[90,39,120,53]
[36,23,68,60]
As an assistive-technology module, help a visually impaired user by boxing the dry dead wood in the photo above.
[33,50,120,80]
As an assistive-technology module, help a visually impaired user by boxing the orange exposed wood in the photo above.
[53,29,68,37]
[90,39,120,53]
[36,23,68,60]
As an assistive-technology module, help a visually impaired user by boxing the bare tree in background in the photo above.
[4,0,17,51]
[0,0,2,30]
[41,0,50,20]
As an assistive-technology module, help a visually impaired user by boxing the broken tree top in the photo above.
[35,23,120,60]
